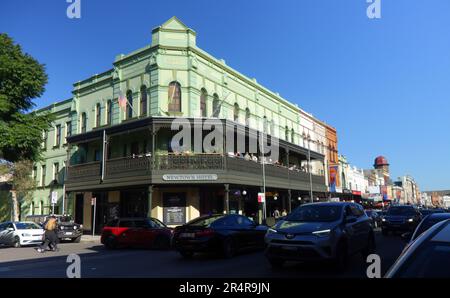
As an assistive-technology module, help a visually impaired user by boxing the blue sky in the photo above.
[1,0,449,190]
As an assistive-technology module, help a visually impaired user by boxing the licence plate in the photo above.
[282,246,298,251]
[180,233,195,238]
[65,232,73,235]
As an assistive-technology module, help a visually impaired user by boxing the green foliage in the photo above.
[0,33,54,162]
[10,160,36,202]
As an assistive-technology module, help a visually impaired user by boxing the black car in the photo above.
[173,214,268,258]
[408,213,450,242]
[381,205,422,235]
[420,208,445,217]
[26,214,83,242]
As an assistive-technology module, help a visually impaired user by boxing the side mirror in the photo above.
[7,227,14,232]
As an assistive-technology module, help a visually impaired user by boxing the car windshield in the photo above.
[187,215,225,227]
[387,207,416,216]
[58,216,73,222]
[15,222,41,230]
[286,205,342,222]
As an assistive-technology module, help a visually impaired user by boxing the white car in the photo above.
[0,221,45,248]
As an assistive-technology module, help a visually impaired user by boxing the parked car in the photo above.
[264,202,375,270]
[385,219,450,278]
[101,217,172,249]
[173,214,268,258]
[381,205,422,235]
[407,213,450,242]
[26,214,83,243]
[365,210,382,228]
[0,221,44,248]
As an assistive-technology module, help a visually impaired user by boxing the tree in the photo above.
[0,33,54,220]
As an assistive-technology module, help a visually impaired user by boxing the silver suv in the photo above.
[264,202,375,270]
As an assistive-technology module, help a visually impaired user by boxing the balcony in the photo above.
[65,154,326,192]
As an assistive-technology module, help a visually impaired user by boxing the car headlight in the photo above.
[407,218,414,222]
[267,228,278,234]
[312,229,331,237]
[22,233,31,237]
[382,218,386,222]
[73,226,77,230]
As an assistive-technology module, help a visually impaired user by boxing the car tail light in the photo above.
[195,229,215,237]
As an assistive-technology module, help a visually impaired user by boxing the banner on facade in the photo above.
[328,165,338,193]
[258,193,265,203]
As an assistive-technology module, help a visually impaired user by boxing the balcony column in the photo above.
[224,184,230,214]
[287,189,292,213]
[147,185,153,218]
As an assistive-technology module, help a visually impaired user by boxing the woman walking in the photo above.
[37,216,59,253]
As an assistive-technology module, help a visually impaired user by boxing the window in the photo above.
[41,165,46,187]
[263,116,268,133]
[270,121,275,135]
[123,144,127,157]
[42,130,48,150]
[30,202,34,215]
[140,85,147,116]
[233,103,239,122]
[32,166,37,181]
[80,113,87,133]
[126,90,133,119]
[106,100,112,125]
[168,81,181,112]
[291,128,295,143]
[53,162,59,182]
[94,149,101,162]
[200,89,207,117]
[55,125,61,147]
[212,94,220,117]
[245,108,250,126]
[285,126,289,141]
[66,121,72,139]
[96,103,101,127]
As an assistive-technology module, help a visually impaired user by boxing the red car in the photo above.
[101,217,173,249]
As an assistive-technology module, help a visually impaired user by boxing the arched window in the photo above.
[140,85,147,116]
[168,81,181,112]
[95,103,101,127]
[245,108,250,126]
[285,126,289,141]
[106,100,112,125]
[126,90,133,119]
[291,128,295,143]
[200,89,207,117]
[80,112,87,133]
[212,94,220,117]
[233,103,240,122]
[263,116,268,133]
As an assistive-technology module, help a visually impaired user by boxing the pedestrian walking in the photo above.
[273,208,281,219]
[37,216,59,253]
[281,209,288,217]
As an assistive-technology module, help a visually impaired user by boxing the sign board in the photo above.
[51,191,58,204]
[91,197,96,206]
[163,193,186,225]
[162,174,218,181]
[258,192,266,203]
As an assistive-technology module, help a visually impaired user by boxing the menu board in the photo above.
[163,193,186,225]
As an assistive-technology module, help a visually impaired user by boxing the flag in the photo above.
[118,92,127,109]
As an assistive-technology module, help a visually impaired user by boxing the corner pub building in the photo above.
[29,17,333,232]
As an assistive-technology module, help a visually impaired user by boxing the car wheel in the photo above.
[361,233,376,258]
[13,236,21,248]
[222,238,236,259]
[153,235,171,250]
[334,241,348,272]
[72,236,81,243]
[268,258,284,269]
[179,250,194,258]
[104,235,117,249]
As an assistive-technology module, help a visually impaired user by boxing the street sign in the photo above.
[91,197,96,206]
[258,192,265,203]
[51,191,58,204]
